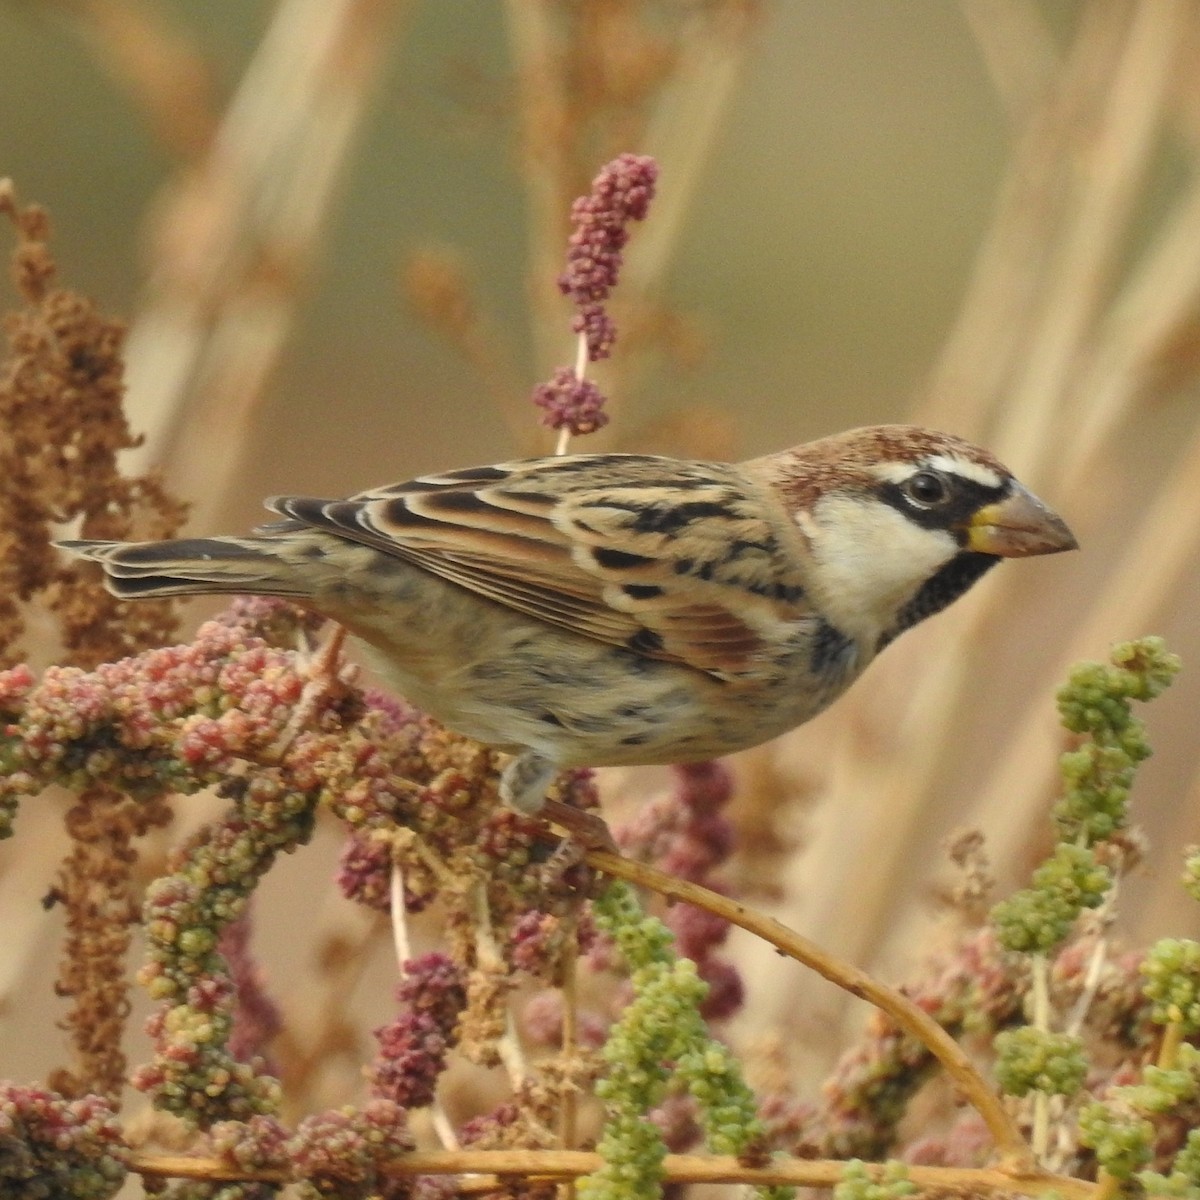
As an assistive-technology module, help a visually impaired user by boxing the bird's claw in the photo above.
[537,798,618,855]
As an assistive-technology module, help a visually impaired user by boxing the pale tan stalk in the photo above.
[50,0,216,158]
[922,2,1134,434]
[1060,170,1200,493]
[120,0,409,529]
[989,0,1188,479]
[130,1147,1095,1196]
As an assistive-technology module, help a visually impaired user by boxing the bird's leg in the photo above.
[500,751,617,853]
[270,623,348,759]
[499,751,560,814]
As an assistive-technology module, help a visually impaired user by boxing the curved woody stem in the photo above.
[576,845,1032,1166]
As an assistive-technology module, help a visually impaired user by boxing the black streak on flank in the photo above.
[627,627,665,655]
[623,584,665,601]
[594,547,656,570]
[809,619,854,676]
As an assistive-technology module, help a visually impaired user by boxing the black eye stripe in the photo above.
[877,473,1007,532]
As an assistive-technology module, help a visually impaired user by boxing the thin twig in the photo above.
[1031,953,1051,1162]
[1065,884,1121,1038]
[558,910,579,1200]
[471,878,529,1089]
[129,1147,1092,1195]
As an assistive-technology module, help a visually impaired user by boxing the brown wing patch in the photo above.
[271,454,813,680]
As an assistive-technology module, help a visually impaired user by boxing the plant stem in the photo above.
[576,845,1032,1166]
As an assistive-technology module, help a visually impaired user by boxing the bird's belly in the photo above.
[343,602,861,769]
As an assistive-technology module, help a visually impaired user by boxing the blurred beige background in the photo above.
[0,0,1008,497]
[2,0,1199,1135]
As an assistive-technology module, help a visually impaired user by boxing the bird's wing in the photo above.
[266,454,813,679]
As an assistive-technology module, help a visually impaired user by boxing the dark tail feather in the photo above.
[55,537,309,600]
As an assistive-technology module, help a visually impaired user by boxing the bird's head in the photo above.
[755,424,1077,651]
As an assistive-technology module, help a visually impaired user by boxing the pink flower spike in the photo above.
[557,152,659,362]
[532,366,609,436]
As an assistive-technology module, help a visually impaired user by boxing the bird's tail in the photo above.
[56,537,310,600]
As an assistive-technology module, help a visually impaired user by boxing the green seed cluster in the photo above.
[581,882,791,1200]
[1080,1045,1200,1187]
[1053,637,1179,843]
[832,1159,915,1200]
[1142,940,1200,1034]
[1182,848,1200,905]
[993,1026,1087,1098]
[1122,1045,1200,1115]
[991,843,1110,954]
[991,637,1179,956]
[1077,1101,1153,1180]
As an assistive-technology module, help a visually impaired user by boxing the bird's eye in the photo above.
[902,470,949,507]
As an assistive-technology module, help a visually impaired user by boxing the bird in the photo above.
[57,424,1076,817]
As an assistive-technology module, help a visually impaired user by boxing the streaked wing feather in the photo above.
[269,454,812,678]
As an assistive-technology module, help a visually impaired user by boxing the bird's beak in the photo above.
[965,483,1078,557]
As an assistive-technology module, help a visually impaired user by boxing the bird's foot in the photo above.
[500,752,617,855]
[538,798,618,854]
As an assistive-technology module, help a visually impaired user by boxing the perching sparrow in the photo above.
[59,424,1076,814]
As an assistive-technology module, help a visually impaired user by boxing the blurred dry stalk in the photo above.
[757,0,1200,1070]
[49,0,218,158]
[56,0,413,534]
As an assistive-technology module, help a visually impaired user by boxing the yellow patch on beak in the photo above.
[966,484,1078,558]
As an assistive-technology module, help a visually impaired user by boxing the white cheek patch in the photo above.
[797,495,959,640]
